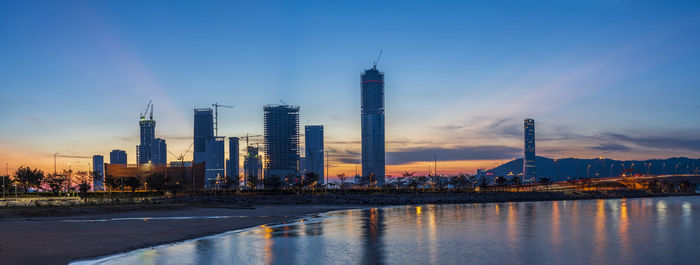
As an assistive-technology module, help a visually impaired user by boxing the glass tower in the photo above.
[361,66,386,185]
[264,104,300,179]
[523,118,536,183]
[304,125,324,184]
[193,108,214,164]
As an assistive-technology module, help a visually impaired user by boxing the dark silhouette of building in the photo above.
[205,137,225,188]
[305,125,324,184]
[264,104,300,179]
[137,109,156,165]
[361,66,386,185]
[226,137,240,186]
[244,145,262,185]
[104,163,205,190]
[109,150,127,165]
[92,155,104,191]
[150,138,167,164]
[193,108,214,164]
[523,118,536,183]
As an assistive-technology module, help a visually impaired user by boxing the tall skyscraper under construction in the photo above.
[304,125,324,184]
[193,108,214,164]
[264,104,300,179]
[137,105,156,165]
[523,118,536,183]
[361,65,386,185]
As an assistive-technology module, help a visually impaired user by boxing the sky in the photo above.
[1,0,700,177]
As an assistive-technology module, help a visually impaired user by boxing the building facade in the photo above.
[109,150,127,165]
[193,108,214,164]
[263,104,300,179]
[243,145,262,187]
[92,155,104,191]
[150,138,167,164]
[523,118,536,183]
[137,117,156,165]
[205,137,225,188]
[361,67,386,185]
[304,125,324,184]
[226,137,240,186]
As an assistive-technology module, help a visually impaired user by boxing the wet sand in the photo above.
[0,205,360,265]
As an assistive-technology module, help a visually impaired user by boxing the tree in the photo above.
[477,176,490,191]
[14,166,44,193]
[494,176,508,191]
[263,175,283,189]
[124,177,141,192]
[146,173,166,192]
[246,175,259,189]
[43,173,68,195]
[0,175,11,196]
[105,175,120,191]
[337,173,348,189]
[74,171,92,195]
[539,177,552,191]
[304,172,319,187]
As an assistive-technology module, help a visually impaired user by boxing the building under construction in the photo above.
[104,163,205,190]
[263,104,300,179]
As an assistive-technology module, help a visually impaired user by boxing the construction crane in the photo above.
[167,142,194,166]
[233,133,263,147]
[212,103,234,137]
[140,100,153,120]
[372,49,383,69]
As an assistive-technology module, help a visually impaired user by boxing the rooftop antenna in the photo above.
[280,99,287,106]
[149,102,153,120]
[372,49,383,69]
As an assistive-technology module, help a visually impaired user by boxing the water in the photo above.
[74,196,700,265]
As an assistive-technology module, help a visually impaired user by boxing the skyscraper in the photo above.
[92,155,104,191]
[243,145,262,187]
[150,138,167,164]
[361,66,386,185]
[226,137,240,186]
[109,150,127,165]
[523,118,536,183]
[264,104,300,179]
[193,108,214,164]
[137,113,156,165]
[305,125,324,184]
[205,137,225,188]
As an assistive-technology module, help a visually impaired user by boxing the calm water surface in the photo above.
[75,196,699,265]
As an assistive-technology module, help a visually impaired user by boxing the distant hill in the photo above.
[488,156,700,182]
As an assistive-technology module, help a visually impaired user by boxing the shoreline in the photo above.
[1,192,696,265]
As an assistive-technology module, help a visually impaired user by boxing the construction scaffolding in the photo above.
[263,104,300,179]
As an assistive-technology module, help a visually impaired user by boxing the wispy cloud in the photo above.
[387,145,520,165]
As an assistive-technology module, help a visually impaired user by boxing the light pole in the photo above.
[662,163,666,175]
[587,164,591,179]
[675,164,679,175]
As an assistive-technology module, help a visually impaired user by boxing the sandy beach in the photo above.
[0,204,360,265]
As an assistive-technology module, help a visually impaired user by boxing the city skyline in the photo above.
[2,1,700,176]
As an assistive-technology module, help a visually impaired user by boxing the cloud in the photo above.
[602,133,700,151]
[591,143,631,151]
[387,145,520,165]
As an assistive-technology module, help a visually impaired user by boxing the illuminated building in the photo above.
[361,66,386,185]
[205,137,225,188]
[263,104,300,179]
[523,118,536,183]
[92,155,104,191]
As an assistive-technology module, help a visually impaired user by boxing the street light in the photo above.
[587,164,591,179]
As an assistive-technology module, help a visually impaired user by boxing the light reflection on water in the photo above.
[73,196,699,265]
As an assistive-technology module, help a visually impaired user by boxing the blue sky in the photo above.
[1,0,699,174]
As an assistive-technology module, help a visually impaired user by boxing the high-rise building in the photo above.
[243,145,262,187]
[304,125,324,184]
[109,150,127,165]
[361,66,386,185]
[226,137,240,186]
[150,138,167,164]
[92,155,104,191]
[137,113,156,165]
[205,137,225,188]
[264,104,300,179]
[523,118,536,183]
[193,108,214,164]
